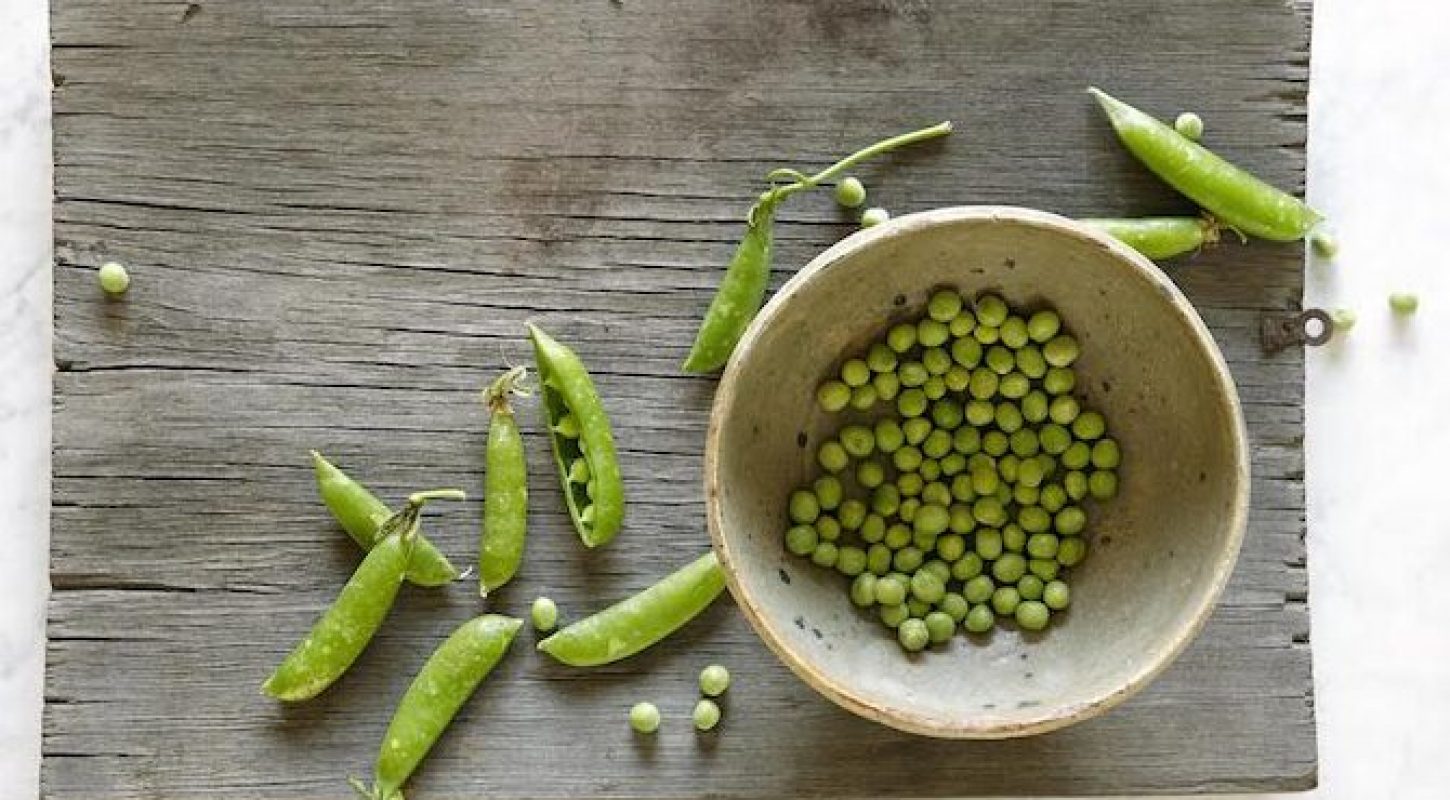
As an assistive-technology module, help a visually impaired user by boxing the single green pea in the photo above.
[951,336,983,368]
[851,573,879,607]
[788,490,820,524]
[835,176,867,208]
[1002,523,1026,553]
[974,528,1004,560]
[974,322,1000,344]
[949,474,974,504]
[948,502,976,534]
[1014,483,1040,506]
[968,368,999,400]
[841,359,871,388]
[921,481,952,508]
[1174,111,1204,140]
[1044,580,1071,610]
[1015,348,1047,381]
[913,503,951,537]
[944,364,971,393]
[856,460,886,489]
[860,514,887,543]
[1017,574,1045,601]
[935,533,967,562]
[948,428,976,458]
[922,429,953,460]
[939,592,969,623]
[985,345,1015,375]
[554,414,582,440]
[1020,391,1048,425]
[924,611,956,644]
[874,418,906,453]
[1056,536,1088,567]
[1064,470,1088,501]
[965,603,995,633]
[922,558,952,583]
[998,454,1020,484]
[1015,600,1050,631]
[1089,470,1119,500]
[1019,506,1051,534]
[906,597,932,618]
[918,317,950,348]
[893,546,925,573]
[994,482,1012,506]
[860,207,890,228]
[897,388,929,418]
[1091,438,1121,469]
[940,452,968,476]
[975,294,1008,327]
[918,459,942,482]
[865,344,898,375]
[910,570,946,604]
[1029,558,1060,581]
[879,603,909,628]
[813,475,843,511]
[999,372,1030,399]
[811,541,839,569]
[992,552,1028,584]
[902,416,932,445]
[836,546,867,576]
[866,543,893,575]
[883,522,911,550]
[964,575,997,606]
[1072,411,1106,441]
[982,430,1009,457]
[928,288,964,322]
[697,664,731,698]
[1390,292,1420,315]
[1043,335,1080,367]
[1048,395,1080,425]
[899,361,929,387]
[1061,441,1091,470]
[817,440,849,473]
[970,466,999,497]
[817,380,851,412]
[1015,446,1044,478]
[1039,423,1071,455]
[630,702,661,734]
[966,452,995,472]
[97,261,131,295]
[1039,483,1067,514]
[531,597,559,632]
[952,552,985,582]
[887,322,918,353]
[995,403,1024,433]
[991,586,1021,616]
[838,499,867,531]
[898,618,930,651]
[1055,506,1087,535]
[849,384,877,411]
[814,516,840,543]
[949,309,977,338]
[965,399,995,427]
[1311,229,1339,259]
[1019,309,1054,341]
[839,425,874,459]
[897,475,923,500]
[1043,366,1076,395]
[922,375,946,400]
[893,445,924,474]
[1027,532,1060,559]
[999,316,1029,349]
[693,698,722,731]
[931,399,964,430]
[785,525,817,556]
[871,371,900,402]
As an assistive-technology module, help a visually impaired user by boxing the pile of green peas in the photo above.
[787,289,1121,652]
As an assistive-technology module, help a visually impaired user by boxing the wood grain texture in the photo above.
[47,0,1315,796]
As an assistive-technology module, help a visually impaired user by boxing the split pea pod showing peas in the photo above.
[527,324,624,548]
[1080,216,1220,261]
[311,451,460,587]
[538,551,725,666]
[262,490,465,702]
[478,367,530,596]
[1089,87,1322,242]
[350,615,522,800]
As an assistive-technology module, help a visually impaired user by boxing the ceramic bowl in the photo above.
[704,206,1249,738]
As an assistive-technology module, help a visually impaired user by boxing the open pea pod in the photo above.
[527,324,625,547]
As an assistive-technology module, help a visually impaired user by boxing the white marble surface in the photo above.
[3,1,1448,798]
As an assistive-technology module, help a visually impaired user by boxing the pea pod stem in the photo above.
[683,122,953,374]
[1080,216,1220,260]
[1088,87,1321,242]
[537,551,725,666]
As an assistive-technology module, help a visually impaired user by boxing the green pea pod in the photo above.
[681,194,780,374]
[1080,216,1220,260]
[1088,87,1321,242]
[479,368,529,596]
[311,451,460,587]
[527,324,625,548]
[351,615,522,800]
[538,551,725,666]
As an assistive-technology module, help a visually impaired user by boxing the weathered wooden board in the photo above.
[47,0,1315,796]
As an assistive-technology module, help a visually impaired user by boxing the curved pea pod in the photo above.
[478,368,529,596]
[1088,87,1322,242]
[1080,216,1220,260]
[538,551,725,666]
[351,615,522,800]
[527,324,624,548]
[262,506,421,702]
[682,193,780,374]
[311,451,460,587]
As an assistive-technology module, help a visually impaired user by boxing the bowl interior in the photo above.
[707,207,1247,737]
